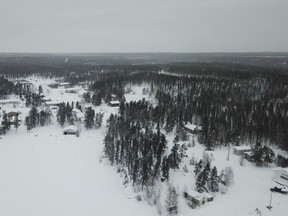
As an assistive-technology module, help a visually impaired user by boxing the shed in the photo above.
[233,146,251,156]
[63,125,80,137]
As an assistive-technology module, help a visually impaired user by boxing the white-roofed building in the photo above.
[109,100,120,107]
[63,125,80,137]
[184,123,202,134]
[233,146,251,156]
[184,190,213,208]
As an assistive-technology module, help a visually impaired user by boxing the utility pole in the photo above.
[227,144,230,161]
[267,191,273,211]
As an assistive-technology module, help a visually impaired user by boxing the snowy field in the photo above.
[0,78,288,216]
[0,126,157,216]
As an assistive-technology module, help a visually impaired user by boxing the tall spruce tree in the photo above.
[95,112,104,128]
[209,166,219,192]
[1,113,10,134]
[262,146,275,166]
[84,106,95,129]
[251,142,264,166]
[194,159,203,176]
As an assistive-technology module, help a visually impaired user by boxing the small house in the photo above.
[184,190,213,208]
[233,146,251,156]
[184,191,204,208]
[184,123,202,134]
[109,100,120,107]
[63,125,80,137]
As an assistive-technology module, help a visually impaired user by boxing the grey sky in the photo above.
[1,0,287,53]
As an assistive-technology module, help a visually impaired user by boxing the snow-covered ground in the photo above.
[0,79,288,216]
[0,126,157,216]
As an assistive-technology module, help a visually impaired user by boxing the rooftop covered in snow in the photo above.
[184,123,202,132]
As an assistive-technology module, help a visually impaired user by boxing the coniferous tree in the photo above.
[25,116,32,132]
[0,113,10,134]
[57,102,66,127]
[91,93,102,106]
[262,146,275,166]
[38,85,43,95]
[169,142,181,170]
[209,166,219,192]
[251,142,264,166]
[196,161,210,193]
[66,102,73,125]
[162,156,170,180]
[194,159,203,176]
[179,144,188,160]
[83,92,91,103]
[84,106,95,129]
[195,171,205,193]
[95,112,104,128]
[29,107,38,129]
[39,110,46,126]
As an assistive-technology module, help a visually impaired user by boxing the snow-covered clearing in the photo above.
[0,127,157,216]
[0,79,288,216]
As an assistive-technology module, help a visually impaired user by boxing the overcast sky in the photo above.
[1,0,287,53]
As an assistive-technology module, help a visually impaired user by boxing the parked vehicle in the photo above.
[270,186,288,194]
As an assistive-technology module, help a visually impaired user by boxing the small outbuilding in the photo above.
[63,125,80,137]
[233,146,251,156]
